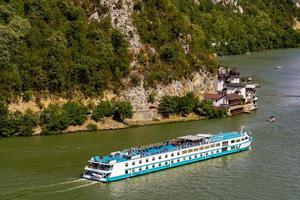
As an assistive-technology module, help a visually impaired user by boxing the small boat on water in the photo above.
[268,116,276,122]
[82,131,253,182]
[274,66,283,70]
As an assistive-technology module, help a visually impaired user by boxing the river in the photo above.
[0,48,299,200]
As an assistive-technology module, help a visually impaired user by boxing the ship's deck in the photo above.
[90,131,244,164]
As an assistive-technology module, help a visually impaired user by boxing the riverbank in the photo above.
[50,113,206,134]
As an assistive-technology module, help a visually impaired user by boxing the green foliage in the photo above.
[177,92,199,115]
[23,90,33,102]
[40,104,70,134]
[92,101,113,121]
[112,100,133,122]
[87,123,97,132]
[158,93,227,118]
[0,0,130,101]
[92,100,133,122]
[62,101,88,126]
[158,92,198,117]
[6,110,39,136]
[158,96,179,117]
[0,0,298,99]
[148,92,156,103]
[0,102,39,137]
[0,101,9,137]
[133,0,300,85]
[196,100,227,119]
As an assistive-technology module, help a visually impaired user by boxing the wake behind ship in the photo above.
[82,131,253,182]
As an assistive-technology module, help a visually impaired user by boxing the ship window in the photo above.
[182,150,187,154]
[139,168,142,171]
[205,146,209,149]
[159,163,161,166]
[152,164,155,168]
[189,156,191,159]
[177,152,180,155]
[236,139,240,142]
[125,170,128,174]
[199,147,204,150]
[245,137,248,140]
[183,157,186,161]
[125,163,128,167]
[188,149,193,153]
[165,154,168,158]
[132,162,135,165]
[132,169,135,172]
[146,166,148,170]
[222,141,229,146]
[194,148,198,151]
[210,144,215,148]
[231,140,235,143]
[177,159,180,162]
[171,160,174,164]
[242,138,245,141]
[152,157,155,161]
[159,156,161,159]
[165,162,168,165]
[139,160,142,164]
[146,158,149,162]
[171,153,174,157]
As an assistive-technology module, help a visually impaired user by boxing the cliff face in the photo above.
[86,0,217,112]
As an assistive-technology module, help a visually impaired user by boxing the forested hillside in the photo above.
[0,0,130,101]
[0,0,299,102]
[133,0,300,57]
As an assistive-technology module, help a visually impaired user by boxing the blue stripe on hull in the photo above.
[103,145,251,183]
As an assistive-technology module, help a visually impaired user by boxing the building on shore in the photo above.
[205,67,258,116]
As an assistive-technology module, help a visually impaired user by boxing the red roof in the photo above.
[204,93,224,100]
[227,93,241,100]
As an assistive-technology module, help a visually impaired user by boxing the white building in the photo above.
[214,67,258,112]
[216,67,254,99]
[204,94,228,107]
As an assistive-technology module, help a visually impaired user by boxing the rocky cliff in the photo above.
[81,0,217,114]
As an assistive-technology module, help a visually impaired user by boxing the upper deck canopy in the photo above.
[178,135,203,141]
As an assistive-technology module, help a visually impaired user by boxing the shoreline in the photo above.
[0,114,211,138]
[62,114,207,135]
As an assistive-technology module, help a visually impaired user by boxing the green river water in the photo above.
[0,48,300,200]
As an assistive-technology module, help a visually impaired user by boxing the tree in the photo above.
[0,101,9,137]
[62,101,88,126]
[7,110,39,136]
[158,96,178,117]
[178,92,198,115]
[112,101,133,122]
[148,92,156,103]
[40,104,70,134]
[196,100,227,119]
[92,101,113,121]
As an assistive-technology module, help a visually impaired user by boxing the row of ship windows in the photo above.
[125,151,221,174]
[231,136,248,144]
[123,138,248,167]
[124,146,224,167]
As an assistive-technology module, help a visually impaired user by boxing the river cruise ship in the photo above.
[82,131,253,182]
